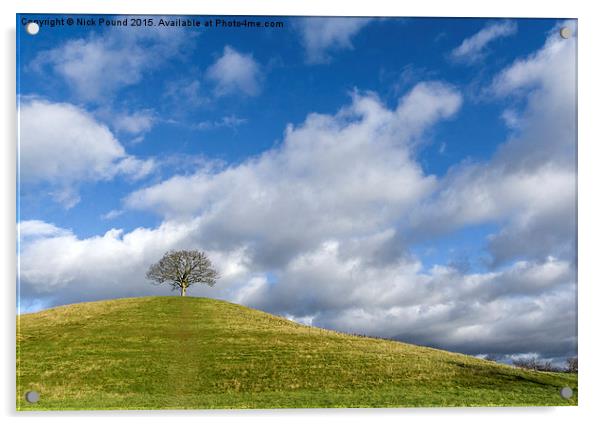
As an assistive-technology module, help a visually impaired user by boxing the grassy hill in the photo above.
[17,296,577,410]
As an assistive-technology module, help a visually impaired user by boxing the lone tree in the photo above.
[146,249,219,296]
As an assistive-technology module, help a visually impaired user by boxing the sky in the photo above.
[17,15,577,365]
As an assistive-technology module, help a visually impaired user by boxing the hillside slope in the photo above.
[17,296,577,410]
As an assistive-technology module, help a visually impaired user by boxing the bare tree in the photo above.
[566,357,578,373]
[146,250,219,296]
[512,356,559,372]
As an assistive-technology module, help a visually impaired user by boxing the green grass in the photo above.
[17,296,577,410]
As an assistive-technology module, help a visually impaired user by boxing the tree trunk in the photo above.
[181,285,186,296]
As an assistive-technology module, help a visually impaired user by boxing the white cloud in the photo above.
[197,115,247,131]
[49,187,81,210]
[500,108,520,129]
[101,209,124,220]
[18,220,69,238]
[411,20,577,266]
[19,98,155,206]
[125,83,461,243]
[240,241,575,357]
[111,110,155,135]
[408,166,575,244]
[114,156,156,181]
[451,20,517,63]
[490,20,576,98]
[32,22,190,101]
[91,107,156,143]
[164,78,208,108]
[297,17,372,64]
[206,46,262,97]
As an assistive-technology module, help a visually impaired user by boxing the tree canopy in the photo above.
[146,249,219,296]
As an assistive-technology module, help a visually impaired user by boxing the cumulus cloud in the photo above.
[18,98,155,206]
[451,20,517,63]
[297,17,372,64]
[206,46,262,97]
[242,241,575,358]
[32,22,190,101]
[124,82,461,268]
[412,20,577,266]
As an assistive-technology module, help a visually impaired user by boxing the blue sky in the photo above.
[17,15,577,364]
[19,17,549,235]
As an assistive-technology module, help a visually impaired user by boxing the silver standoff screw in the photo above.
[560,386,573,399]
[559,27,571,39]
[25,22,40,35]
[25,390,40,403]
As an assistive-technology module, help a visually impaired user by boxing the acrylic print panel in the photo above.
[16,14,577,410]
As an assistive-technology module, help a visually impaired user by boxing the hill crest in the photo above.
[17,296,577,410]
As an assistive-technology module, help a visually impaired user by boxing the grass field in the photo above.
[17,296,577,410]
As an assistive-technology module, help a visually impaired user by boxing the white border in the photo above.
[2,1,601,424]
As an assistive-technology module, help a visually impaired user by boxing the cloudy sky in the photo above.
[17,16,577,365]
